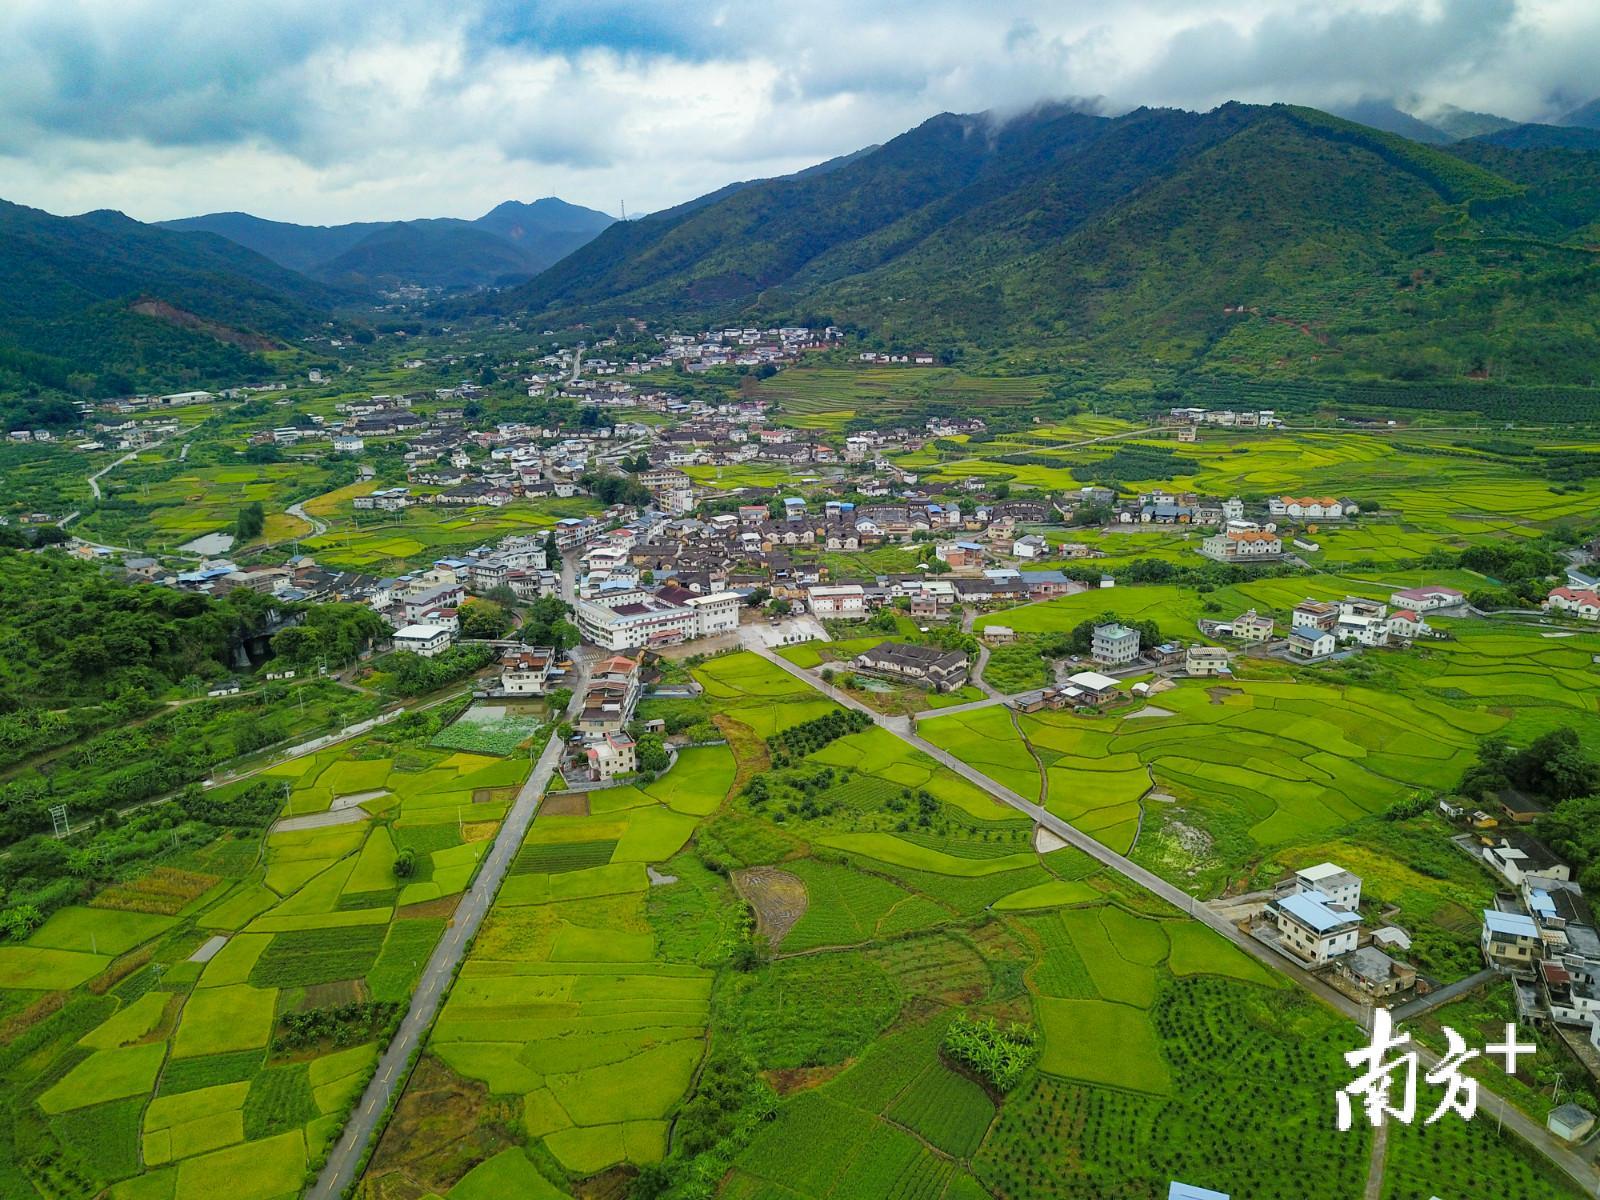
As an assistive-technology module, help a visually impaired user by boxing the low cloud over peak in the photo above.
[2,0,1595,225]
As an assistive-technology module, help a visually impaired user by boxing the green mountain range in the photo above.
[484,101,1600,384]
[161,198,614,291]
[0,199,345,399]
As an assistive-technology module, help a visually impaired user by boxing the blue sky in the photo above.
[1,0,1595,225]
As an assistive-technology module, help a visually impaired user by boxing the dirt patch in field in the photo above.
[460,821,499,843]
[473,786,520,805]
[300,979,366,1009]
[367,1055,523,1195]
[765,1061,849,1096]
[715,713,770,789]
[733,866,807,947]
[396,894,460,920]
[540,792,590,817]
[1207,686,1244,704]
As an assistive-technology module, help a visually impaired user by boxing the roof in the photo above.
[393,623,451,639]
[1276,891,1359,934]
[1093,622,1137,639]
[1297,862,1355,885]
[1483,910,1539,938]
[1168,1185,1230,1200]
[1393,585,1463,599]
[1348,946,1396,980]
[1550,1103,1594,1128]
[1066,670,1119,692]
[1289,625,1330,641]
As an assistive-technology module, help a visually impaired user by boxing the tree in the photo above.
[636,733,670,772]
[523,596,578,652]
[459,599,512,640]
[746,587,771,608]
[543,530,561,564]
[393,847,417,880]
[234,502,266,542]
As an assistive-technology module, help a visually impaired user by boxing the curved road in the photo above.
[743,639,1600,1194]
[286,498,329,537]
[307,676,581,1200]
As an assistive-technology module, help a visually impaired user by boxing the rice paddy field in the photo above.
[900,424,1600,561]
[301,495,599,571]
[77,461,320,551]
[0,725,529,1200]
[753,366,1053,431]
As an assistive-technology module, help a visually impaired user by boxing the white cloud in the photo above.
[0,0,1594,224]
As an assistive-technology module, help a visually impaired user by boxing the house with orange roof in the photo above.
[1545,586,1600,620]
[1268,496,1359,520]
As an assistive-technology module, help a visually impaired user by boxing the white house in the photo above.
[499,646,555,694]
[684,591,743,638]
[1545,587,1600,620]
[1294,862,1362,910]
[332,435,365,453]
[1199,526,1282,564]
[392,623,454,657]
[1185,645,1230,676]
[1481,836,1571,887]
[1286,626,1335,660]
[807,584,868,620]
[1481,909,1541,973]
[1012,534,1048,559]
[585,731,637,780]
[1270,891,1361,964]
[1390,585,1465,612]
[1387,609,1432,640]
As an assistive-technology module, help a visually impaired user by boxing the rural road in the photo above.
[307,674,581,1200]
[1391,966,1498,1022]
[743,640,1600,1193]
[286,498,329,537]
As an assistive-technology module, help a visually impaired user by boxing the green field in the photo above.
[0,724,520,1200]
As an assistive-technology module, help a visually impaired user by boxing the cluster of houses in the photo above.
[1283,587,1463,660]
[1262,863,1432,1003]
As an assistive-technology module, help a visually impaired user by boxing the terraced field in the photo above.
[0,726,530,1200]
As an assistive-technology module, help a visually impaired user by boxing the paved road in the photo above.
[744,640,1600,1193]
[286,498,329,537]
[307,677,581,1200]
[1391,967,1498,1023]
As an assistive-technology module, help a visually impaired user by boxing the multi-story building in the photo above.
[1199,525,1282,564]
[1230,609,1275,641]
[806,584,868,620]
[1269,891,1361,964]
[1091,622,1141,667]
[577,656,641,734]
[391,623,454,657]
[499,646,556,694]
[1294,862,1362,910]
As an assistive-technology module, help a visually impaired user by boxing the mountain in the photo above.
[0,199,343,398]
[1328,100,1452,144]
[1558,98,1600,130]
[1418,103,1519,141]
[162,198,613,292]
[483,101,1600,385]
[1467,124,1600,151]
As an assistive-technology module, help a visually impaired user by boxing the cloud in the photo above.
[0,0,1594,225]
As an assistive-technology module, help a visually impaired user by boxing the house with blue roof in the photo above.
[1482,909,1541,974]
[1268,890,1361,964]
[1286,624,1335,660]
[1169,1184,1230,1200]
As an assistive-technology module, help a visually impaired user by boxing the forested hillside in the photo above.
[484,102,1600,384]
[0,200,343,397]
[164,197,614,291]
